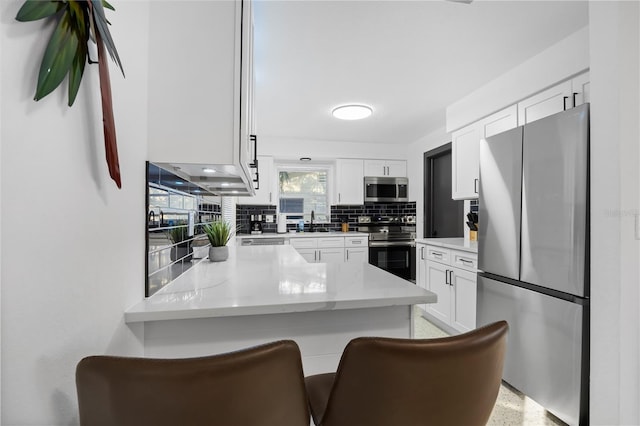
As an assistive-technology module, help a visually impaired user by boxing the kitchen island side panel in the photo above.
[142,305,413,375]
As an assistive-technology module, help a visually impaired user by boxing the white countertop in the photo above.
[126,245,435,323]
[236,231,369,239]
[415,237,478,253]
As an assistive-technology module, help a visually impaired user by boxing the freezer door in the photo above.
[478,126,523,280]
[520,104,589,297]
[477,276,586,426]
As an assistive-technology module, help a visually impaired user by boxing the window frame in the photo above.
[275,162,334,224]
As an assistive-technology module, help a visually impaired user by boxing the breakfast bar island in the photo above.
[126,245,436,375]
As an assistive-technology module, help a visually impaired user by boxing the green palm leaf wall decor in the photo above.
[16,0,125,188]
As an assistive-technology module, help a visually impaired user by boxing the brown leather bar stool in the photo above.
[76,340,310,426]
[305,321,509,426]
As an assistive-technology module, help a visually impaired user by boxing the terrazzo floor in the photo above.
[413,308,566,426]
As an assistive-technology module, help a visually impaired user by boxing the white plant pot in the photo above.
[208,246,229,262]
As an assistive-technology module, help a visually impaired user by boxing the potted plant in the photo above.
[168,226,192,262]
[203,220,234,262]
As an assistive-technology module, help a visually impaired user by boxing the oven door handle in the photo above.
[368,241,415,247]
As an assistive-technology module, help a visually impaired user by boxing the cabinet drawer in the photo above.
[426,247,451,264]
[452,252,478,272]
[317,237,345,248]
[345,236,368,247]
[290,238,317,249]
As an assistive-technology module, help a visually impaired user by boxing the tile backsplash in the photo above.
[236,202,417,234]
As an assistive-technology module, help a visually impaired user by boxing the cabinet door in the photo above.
[517,80,572,125]
[481,105,518,138]
[318,248,345,263]
[416,245,428,313]
[363,160,386,177]
[335,159,364,205]
[451,123,480,200]
[295,248,317,263]
[290,238,317,249]
[571,72,590,106]
[238,156,274,205]
[345,248,368,263]
[385,160,407,177]
[451,268,477,333]
[425,260,451,324]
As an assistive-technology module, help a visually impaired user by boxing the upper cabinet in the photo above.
[518,72,590,125]
[452,105,518,200]
[364,160,407,177]
[237,156,275,205]
[147,0,256,195]
[450,72,588,200]
[335,159,364,205]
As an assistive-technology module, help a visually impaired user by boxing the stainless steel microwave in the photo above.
[364,176,409,202]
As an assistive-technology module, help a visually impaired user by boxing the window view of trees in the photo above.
[279,169,329,222]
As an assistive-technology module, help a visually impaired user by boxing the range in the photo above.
[358,215,416,281]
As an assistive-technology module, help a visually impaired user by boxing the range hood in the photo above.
[151,162,256,197]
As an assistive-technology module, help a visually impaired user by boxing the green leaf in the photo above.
[68,41,86,106]
[90,0,124,77]
[15,0,63,22]
[102,0,115,12]
[35,10,79,102]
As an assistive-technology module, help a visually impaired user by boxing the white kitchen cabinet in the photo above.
[237,156,275,205]
[418,243,477,333]
[345,236,369,263]
[517,72,590,125]
[147,0,255,191]
[451,105,518,200]
[290,237,345,264]
[451,123,481,200]
[364,160,406,177]
[335,159,364,205]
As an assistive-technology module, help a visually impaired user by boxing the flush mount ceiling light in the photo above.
[331,104,373,120]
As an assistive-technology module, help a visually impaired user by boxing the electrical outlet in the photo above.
[265,215,273,223]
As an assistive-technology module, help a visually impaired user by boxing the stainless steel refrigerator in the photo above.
[477,103,589,426]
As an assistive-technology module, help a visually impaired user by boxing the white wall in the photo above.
[0,0,148,423]
[589,2,640,424]
[261,135,408,162]
[406,127,450,238]
[446,26,589,132]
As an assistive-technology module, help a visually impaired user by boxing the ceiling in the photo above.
[253,0,589,145]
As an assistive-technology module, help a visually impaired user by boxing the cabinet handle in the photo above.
[420,246,425,260]
[572,92,578,107]
[352,240,362,244]
[339,193,341,203]
[405,252,409,268]
[563,96,569,111]
[460,258,473,265]
[445,269,450,285]
[433,252,443,258]
[249,135,258,168]
[314,251,317,261]
[449,270,454,286]
[474,178,479,194]
[269,192,272,203]
[318,250,321,261]
[346,250,349,261]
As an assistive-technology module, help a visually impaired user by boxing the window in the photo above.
[278,167,330,223]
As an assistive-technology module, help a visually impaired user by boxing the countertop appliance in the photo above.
[364,177,408,203]
[250,215,263,234]
[477,104,590,425]
[277,213,287,233]
[358,215,416,281]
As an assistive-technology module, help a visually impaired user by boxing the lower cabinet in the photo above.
[290,235,368,264]
[417,243,477,333]
[345,236,369,263]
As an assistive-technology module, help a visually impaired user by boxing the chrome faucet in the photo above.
[310,210,315,232]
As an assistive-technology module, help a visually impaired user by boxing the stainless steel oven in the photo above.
[359,216,416,281]
[369,240,416,281]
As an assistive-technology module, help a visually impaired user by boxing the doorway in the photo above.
[423,143,464,238]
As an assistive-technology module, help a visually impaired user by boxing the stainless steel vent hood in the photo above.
[151,162,256,197]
